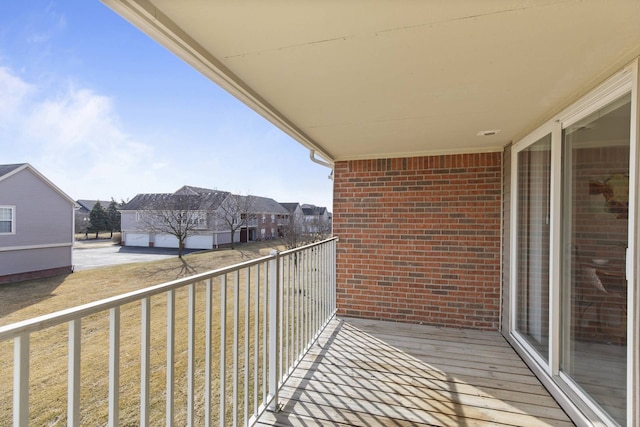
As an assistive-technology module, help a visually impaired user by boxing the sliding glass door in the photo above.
[561,94,630,426]
[511,64,636,427]
[515,134,551,361]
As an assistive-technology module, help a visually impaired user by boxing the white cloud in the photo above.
[0,65,170,201]
[0,66,35,120]
[0,64,333,208]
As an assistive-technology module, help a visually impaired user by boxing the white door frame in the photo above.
[509,59,638,427]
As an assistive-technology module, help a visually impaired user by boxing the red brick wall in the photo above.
[0,266,73,285]
[333,153,502,330]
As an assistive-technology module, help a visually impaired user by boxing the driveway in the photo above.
[73,241,201,271]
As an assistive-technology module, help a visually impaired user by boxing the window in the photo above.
[0,206,15,234]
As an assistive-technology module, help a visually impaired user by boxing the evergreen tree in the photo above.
[106,198,121,238]
[89,201,109,239]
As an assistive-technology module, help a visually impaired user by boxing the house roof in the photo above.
[102,1,640,162]
[301,205,328,217]
[122,187,291,215]
[248,195,290,215]
[279,203,301,214]
[0,163,76,206]
[120,187,230,211]
[76,199,108,212]
[0,164,25,178]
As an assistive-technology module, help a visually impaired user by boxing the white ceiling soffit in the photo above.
[103,0,640,163]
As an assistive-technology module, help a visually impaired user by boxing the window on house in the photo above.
[0,206,15,234]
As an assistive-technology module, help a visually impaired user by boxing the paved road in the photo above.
[73,242,200,271]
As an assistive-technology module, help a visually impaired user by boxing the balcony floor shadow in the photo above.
[257,317,574,427]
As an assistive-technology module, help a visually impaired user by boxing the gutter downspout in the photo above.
[309,150,334,180]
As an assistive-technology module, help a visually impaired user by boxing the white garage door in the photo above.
[216,232,232,245]
[125,233,149,247]
[185,235,213,250]
[155,234,179,248]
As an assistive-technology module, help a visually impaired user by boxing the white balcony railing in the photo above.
[0,237,337,426]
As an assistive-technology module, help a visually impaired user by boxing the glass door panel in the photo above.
[561,94,630,426]
[516,134,552,360]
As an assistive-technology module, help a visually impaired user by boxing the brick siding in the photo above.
[0,266,73,285]
[333,152,502,330]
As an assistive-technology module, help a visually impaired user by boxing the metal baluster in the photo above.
[205,280,212,427]
[187,283,196,426]
[166,290,175,427]
[244,267,250,425]
[109,307,120,427]
[140,297,150,427]
[13,333,29,427]
[233,271,239,427]
[268,250,280,412]
[220,275,227,427]
[253,264,260,417]
[68,319,81,427]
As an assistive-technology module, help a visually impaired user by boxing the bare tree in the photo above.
[281,211,308,250]
[138,194,203,258]
[213,194,256,249]
[306,215,332,242]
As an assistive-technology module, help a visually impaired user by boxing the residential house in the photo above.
[301,204,332,236]
[119,186,290,248]
[61,2,640,425]
[279,202,305,230]
[0,164,75,284]
[245,195,291,241]
[119,186,231,249]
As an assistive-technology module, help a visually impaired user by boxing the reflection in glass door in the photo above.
[516,134,551,361]
[561,94,630,425]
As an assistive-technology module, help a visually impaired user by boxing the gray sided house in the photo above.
[120,186,293,249]
[279,202,305,229]
[119,186,231,249]
[301,204,332,235]
[0,164,75,284]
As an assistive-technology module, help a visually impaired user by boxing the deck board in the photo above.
[256,317,574,427]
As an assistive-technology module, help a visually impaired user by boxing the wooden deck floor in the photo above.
[256,317,574,427]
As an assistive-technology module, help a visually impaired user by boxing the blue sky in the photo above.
[0,1,333,209]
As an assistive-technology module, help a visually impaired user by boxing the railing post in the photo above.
[204,280,212,427]
[109,307,120,427]
[187,283,196,426]
[14,333,29,427]
[220,275,227,427]
[68,319,81,427]
[140,297,150,427]
[268,250,280,412]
